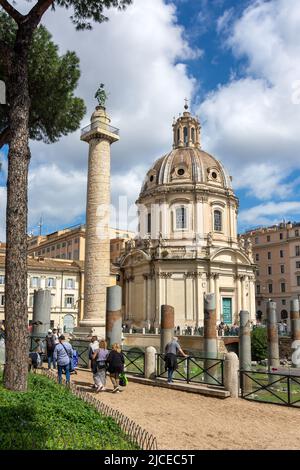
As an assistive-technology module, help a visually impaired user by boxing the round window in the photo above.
[178,168,185,176]
[149,175,154,182]
[211,171,218,179]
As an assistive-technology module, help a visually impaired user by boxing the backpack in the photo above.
[46,335,55,352]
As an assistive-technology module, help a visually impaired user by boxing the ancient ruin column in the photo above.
[290,299,300,341]
[160,305,175,354]
[106,285,122,348]
[160,304,174,376]
[290,299,300,368]
[79,105,119,338]
[204,294,218,384]
[239,310,252,371]
[224,352,239,398]
[239,310,252,395]
[32,289,51,337]
[267,301,280,370]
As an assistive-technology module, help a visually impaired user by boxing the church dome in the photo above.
[139,105,233,199]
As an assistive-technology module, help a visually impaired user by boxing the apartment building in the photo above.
[0,253,83,332]
[0,254,120,331]
[245,221,300,323]
[28,224,135,264]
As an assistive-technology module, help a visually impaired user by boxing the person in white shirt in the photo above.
[88,335,99,388]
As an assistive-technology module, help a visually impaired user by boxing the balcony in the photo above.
[81,120,119,138]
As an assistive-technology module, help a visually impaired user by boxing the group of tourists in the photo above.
[88,336,125,393]
[29,329,187,391]
[31,329,74,385]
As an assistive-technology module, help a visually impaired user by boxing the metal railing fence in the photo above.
[240,370,300,407]
[155,354,224,387]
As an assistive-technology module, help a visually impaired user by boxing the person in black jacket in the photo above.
[106,343,125,393]
[46,329,56,369]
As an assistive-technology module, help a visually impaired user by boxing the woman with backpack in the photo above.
[106,343,125,393]
[92,339,109,392]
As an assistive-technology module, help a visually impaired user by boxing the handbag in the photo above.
[119,372,128,387]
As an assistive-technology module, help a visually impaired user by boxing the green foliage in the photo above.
[251,327,268,361]
[0,373,138,450]
[54,0,133,30]
[0,12,86,143]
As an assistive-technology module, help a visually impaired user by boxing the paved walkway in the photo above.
[71,369,300,450]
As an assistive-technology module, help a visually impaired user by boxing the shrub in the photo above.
[251,327,268,361]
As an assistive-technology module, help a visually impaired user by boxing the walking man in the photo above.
[164,336,188,384]
[53,335,73,385]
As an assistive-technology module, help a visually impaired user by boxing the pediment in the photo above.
[210,248,252,265]
[120,249,151,267]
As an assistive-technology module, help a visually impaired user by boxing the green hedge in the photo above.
[0,373,138,450]
[251,327,268,361]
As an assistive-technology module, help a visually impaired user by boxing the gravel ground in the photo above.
[73,369,300,450]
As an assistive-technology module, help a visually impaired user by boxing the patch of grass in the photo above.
[243,372,300,407]
[0,373,139,450]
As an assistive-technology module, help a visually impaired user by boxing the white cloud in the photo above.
[234,163,295,201]
[1,0,199,237]
[239,201,300,228]
[27,164,86,233]
[32,0,198,174]
[199,0,300,201]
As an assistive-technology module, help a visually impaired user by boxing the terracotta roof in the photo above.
[0,254,80,272]
[0,254,117,275]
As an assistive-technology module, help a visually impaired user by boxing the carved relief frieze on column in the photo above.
[184,272,201,279]
[157,272,173,279]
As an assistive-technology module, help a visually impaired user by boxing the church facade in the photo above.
[120,106,256,328]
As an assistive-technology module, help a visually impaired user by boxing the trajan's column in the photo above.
[78,87,119,337]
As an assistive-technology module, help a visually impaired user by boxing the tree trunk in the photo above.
[4,28,32,391]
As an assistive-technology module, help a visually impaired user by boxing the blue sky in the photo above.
[1,0,300,239]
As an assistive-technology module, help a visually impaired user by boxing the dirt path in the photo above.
[73,369,300,450]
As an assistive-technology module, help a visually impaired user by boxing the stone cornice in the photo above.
[137,185,238,205]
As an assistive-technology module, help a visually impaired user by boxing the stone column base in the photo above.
[73,321,106,340]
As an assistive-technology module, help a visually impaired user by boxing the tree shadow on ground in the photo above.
[0,403,51,450]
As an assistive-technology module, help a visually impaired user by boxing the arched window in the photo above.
[183,127,188,146]
[177,128,180,144]
[176,206,187,229]
[214,210,222,232]
[191,127,195,143]
[281,310,288,320]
